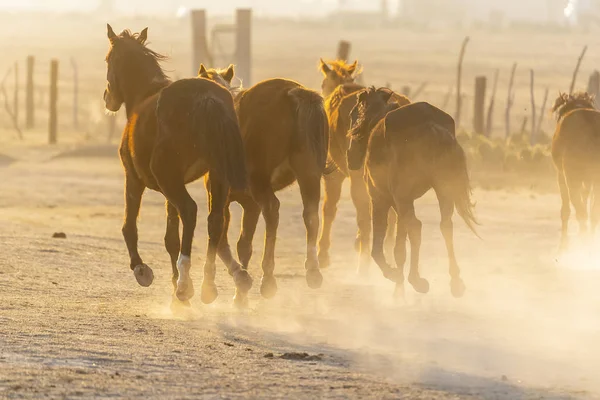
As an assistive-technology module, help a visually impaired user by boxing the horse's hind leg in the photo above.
[292,157,324,290]
[164,201,191,309]
[318,169,345,269]
[350,169,372,276]
[153,169,197,302]
[392,213,407,297]
[557,170,571,251]
[371,196,399,282]
[398,202,429,294]
[436,190,465,298]
[566,170,588,238]
[122,174,153,287]
[209,177,253,307]
[236,194,261,268]
[251,177,281,299]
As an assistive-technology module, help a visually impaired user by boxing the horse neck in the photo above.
[123,78,170,119]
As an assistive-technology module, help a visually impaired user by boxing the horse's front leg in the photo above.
[371,196,400,283]
[122,173,153,287]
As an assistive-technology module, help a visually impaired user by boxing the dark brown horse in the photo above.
[347,87,477,298]
[198,64,329,300]
[104,25,251,307]
[551,92,600,250]
[317,59,410,274]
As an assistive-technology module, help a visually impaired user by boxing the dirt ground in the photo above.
[1,146,600,400]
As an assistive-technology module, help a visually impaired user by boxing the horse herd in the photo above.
[103,25,600,309]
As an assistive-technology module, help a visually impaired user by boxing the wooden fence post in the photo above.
[337,40,351,61]
[190,9,212,76]
[235,9,252,87]
[485,69,499,137]
[473,76,487,135]
[505,62,517,140]
[529,69,536,145]
[13,62,18,125]
[401,85,411,98]
[455,36,470,129]
[71,58,79,129]
[569,45,587,94]
[49,59,58,144]
[26,55,34,129]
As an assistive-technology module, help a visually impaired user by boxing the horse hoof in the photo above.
[133,264,154,287]
[233,269,253,293]
[260,276,278,299]
[200,281,218,304]
[233,292,249,309]
[451,278,466,298]
[306,269,323,289]
[408,276,430,294]
[170,297,191,313]
[176,279,195,302]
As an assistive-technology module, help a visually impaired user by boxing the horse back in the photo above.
[384,102,455,140]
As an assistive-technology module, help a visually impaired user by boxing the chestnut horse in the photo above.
[551,92,600,251]
[104,26,250,307]
[317,59,410,274]
[347,87,477,298]
[198,65,329,301]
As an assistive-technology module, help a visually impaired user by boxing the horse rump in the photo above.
[193,95,247,191]
[288,87,329,171]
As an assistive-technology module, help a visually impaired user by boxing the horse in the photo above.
[104,25,251,307]
[551,92,600,251]
[198,64,329,300]
[347,87,478,298]
[317,59,410,274]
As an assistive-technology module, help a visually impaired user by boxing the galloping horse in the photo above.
[347,87,478,297]
[104,25,250,307]
[317,59,410,274]
[198,65,329,301]
[551,92,600,250]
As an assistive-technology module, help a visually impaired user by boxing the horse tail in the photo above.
[288,87,329,171]
[193,95,247,191]
[433,124,480,238]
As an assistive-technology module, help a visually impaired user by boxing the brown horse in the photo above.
[317,59,410,274]
[347,87,477,298]
[551,92,600,250]
[198,64,329,300]
[104,25,251,307]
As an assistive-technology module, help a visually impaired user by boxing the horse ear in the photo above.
[223,64,235,83]
[320,58,332,75]
[198,64,208,77]
[348,60,358,75]
[107,24,118,44]
[138,27,148,44]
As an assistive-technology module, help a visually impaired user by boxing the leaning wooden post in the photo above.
[49,59,58,145]
[473,76,487,135]
[485,69,499,137]
[569,45,588,94]
[26,55,34,129]
[505,62,517,140]
[190,9,212,76]
[13,62,18,125]
[235,8,252,87]
[71,58,79,129]
[455,36,470,129]
[337,40,351,61]
[530,69,536,145]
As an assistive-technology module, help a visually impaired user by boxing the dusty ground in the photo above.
[1,147,600,399]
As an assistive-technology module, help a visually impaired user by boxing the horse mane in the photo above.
[552,91,596,120]
[349,86,397,140]
[326,83,364,111]
[107,29,169,83]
